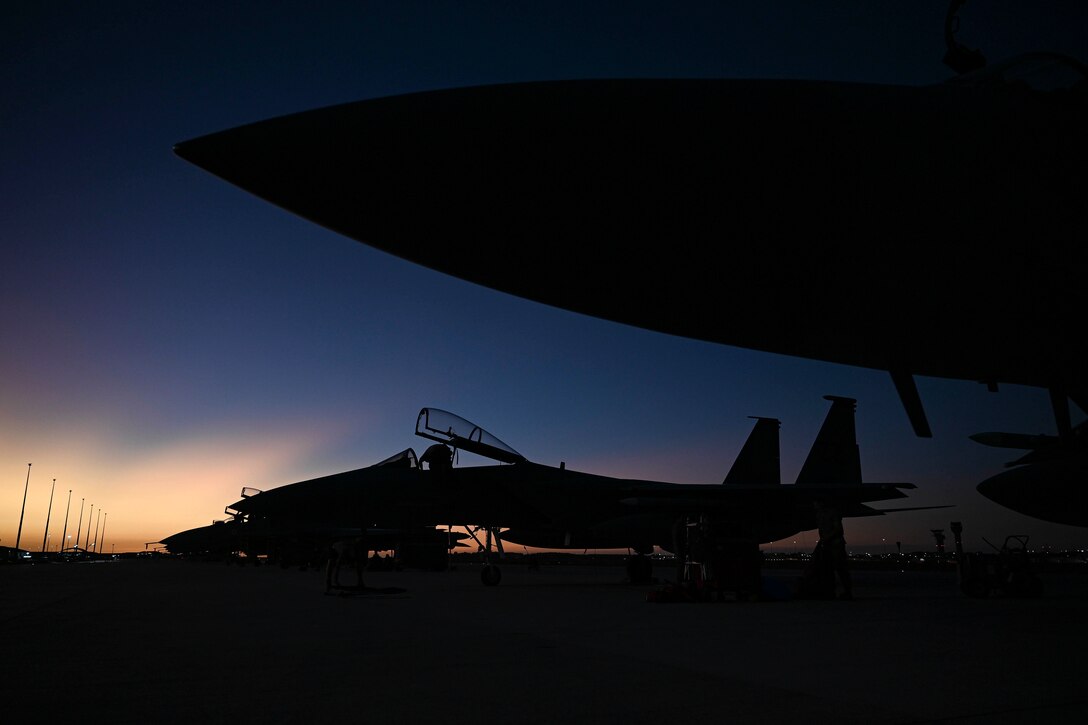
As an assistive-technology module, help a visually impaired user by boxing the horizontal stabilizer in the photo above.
[796,396,862,485]
[870,504,954,513]
[723,417,780,485]
[969,431,1057,450]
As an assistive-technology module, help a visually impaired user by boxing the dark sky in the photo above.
[3,1,1087,553]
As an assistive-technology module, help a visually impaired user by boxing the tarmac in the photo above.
[2,557,1086,724]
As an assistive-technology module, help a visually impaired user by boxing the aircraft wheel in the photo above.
[481,564,502,586]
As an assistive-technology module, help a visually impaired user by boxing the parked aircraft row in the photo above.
[161,398,942,585]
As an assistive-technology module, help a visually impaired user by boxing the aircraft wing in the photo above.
[618,481,915,514]
[174,72,1088,436]
[627,483,918,525]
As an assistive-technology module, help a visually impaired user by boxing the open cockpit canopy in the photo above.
[415,408,526,464]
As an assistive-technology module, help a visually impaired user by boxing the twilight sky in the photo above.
[4,1,1087,555]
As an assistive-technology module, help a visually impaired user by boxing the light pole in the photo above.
[15,463,31,551]
[60,489,72,553]
[41,478,56,552]
[74,498,85,553]
[98,513,107,556]
[84,503,93,551]
[92,508,102,554]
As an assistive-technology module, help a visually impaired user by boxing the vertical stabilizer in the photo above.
[723,417,781,485]
[796,396,862,485]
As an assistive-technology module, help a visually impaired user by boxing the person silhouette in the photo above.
[325,536,366,594]
[814,501,852,600]
[420,443,453,472]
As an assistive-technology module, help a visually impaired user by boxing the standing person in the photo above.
[814,500,852,600]
[325,537,366,594]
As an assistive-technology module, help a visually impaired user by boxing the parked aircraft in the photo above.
[218,398,929,585]
[159,519,241,560]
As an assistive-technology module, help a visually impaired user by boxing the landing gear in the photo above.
[464,524,505,586]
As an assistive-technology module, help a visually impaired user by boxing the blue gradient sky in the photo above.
[3,1,1087,553]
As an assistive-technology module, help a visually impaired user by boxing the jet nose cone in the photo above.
[976,456,1088,527]
[974,471,1004,499]
[975,468,1021,510]
[171,92,487,264]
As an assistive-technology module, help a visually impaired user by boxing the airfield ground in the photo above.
[2,558,1086,724]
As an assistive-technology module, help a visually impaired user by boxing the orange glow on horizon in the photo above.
[1,418,351,553]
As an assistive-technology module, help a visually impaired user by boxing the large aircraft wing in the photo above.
[174,62,1088,437]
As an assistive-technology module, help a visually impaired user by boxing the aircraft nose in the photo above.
[975,467,1023,510]
[976,455,1088,527]
[171,91,512,268]
[975,471,1010,504]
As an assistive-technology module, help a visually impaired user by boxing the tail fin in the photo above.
[723,417,781,485]
[795,396,862,485]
